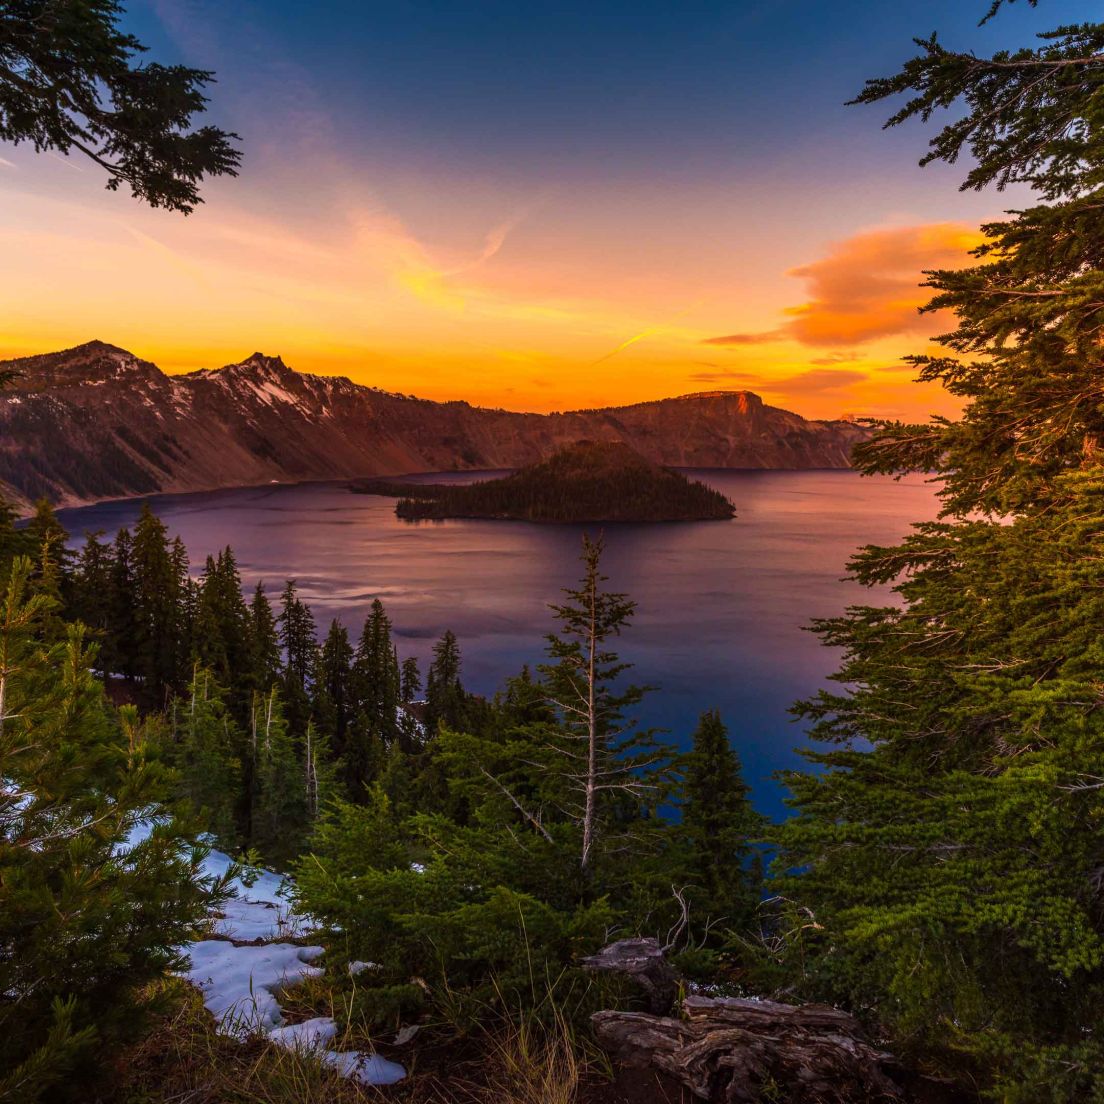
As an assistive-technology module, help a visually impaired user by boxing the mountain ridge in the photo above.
[0,341,870,509]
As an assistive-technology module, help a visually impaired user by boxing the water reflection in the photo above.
[58,470,940,818]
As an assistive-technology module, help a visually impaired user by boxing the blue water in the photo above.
[57,470,939,819]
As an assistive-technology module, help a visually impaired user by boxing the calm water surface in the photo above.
[58,471,940,818]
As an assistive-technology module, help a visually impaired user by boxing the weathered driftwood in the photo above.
[581,937,681,1015]
[592,994,905,1103]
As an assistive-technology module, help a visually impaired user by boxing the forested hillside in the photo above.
[355,440,737,522]
[1,495,768,1101]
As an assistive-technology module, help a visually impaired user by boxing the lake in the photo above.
[57,470,940,819]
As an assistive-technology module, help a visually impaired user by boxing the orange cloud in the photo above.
[690,366,867,394]
[705,222,981,348]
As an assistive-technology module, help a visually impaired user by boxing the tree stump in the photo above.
[581,937,682,1015]
[592,994,905,1103]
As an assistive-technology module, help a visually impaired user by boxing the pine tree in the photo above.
[424,629,464,734]
[248,581,281,692]
[173,666,243,847]
[250,686,308,864]
[193,548,251,706]
[303,719,339,822]
[106,526,139,681]
[353,599,401,746]
[71,531,113,667]
[315,619,354,757]
[0,0,240,213]
[680,711,763,940]
[398,655,422,748]
[340,602,400,797]
[171,535,195,675]
[0,557,221,1098]
[131,505,188,705]
[496,665,555,727]
[276,579,317,736]
[773,8,1104,1098]
[0,494,32,572]
[24,499,71,616]
[28,525,67,643]
[400,655,421,703]
[540,535,672,873]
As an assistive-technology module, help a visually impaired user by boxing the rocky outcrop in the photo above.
[0,340,870,509]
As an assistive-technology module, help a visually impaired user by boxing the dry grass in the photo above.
[104,981,383,1104]
[483,1012,585,1104]
[101,980,605,1104]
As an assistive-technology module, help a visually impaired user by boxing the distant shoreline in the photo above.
[35,467,874,522]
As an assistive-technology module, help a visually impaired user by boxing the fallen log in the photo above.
[592,994,905,1103]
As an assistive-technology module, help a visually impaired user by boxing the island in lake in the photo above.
[351,440,737,522]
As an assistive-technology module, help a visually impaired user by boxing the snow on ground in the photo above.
[122,820,404,1086]
[210,895,312,942]
[182,844,405,1085]
[185,938,325,1034]
[269,1017,406,1085]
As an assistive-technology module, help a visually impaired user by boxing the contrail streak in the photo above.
[588,300,707,368]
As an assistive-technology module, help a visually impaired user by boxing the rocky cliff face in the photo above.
[0,341,870,508]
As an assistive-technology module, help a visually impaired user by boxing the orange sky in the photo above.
[0,160,984,420]
[0,0,1030,423]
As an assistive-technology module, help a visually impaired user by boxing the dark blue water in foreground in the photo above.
[58,471,939,819]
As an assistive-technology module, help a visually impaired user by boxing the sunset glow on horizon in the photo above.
[1,0,1094,420]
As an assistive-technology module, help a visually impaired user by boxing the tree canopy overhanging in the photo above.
[0,0,240,212]
[773,4,1104,1099]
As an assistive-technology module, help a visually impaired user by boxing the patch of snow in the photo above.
[269,1015,338,1048]
[189,843,402,1085]
[245,380,300,408]
[393,1024,421,1046]
[185,940,324,1035]
[212,895,312,942]
[320,1048,407,1086]
[118,817,403,1085]
[269,1017,406,1086]
[200,846,292,906]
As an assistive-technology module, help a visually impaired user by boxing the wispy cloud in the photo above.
[394,209,531,311]
[124,226,214,289]
[809,351,859,366]
[46,151,84,172]
[702,330,782,346]
[690,365,867,394]
[465,213,527,271]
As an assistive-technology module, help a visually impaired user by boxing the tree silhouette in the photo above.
[0,0,240,212]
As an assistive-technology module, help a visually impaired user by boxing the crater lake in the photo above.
[56,469,939,818]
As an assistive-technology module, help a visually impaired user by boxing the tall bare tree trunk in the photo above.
[581,565,598,872]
